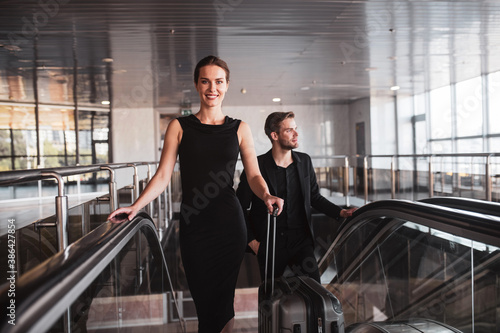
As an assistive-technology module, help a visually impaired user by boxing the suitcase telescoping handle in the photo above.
[264,205,279,295]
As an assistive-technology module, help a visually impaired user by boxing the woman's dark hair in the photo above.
[194,55,230,83]
[264,111,295,140]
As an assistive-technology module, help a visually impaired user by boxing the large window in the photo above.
[0,43,111,171]
[457,138,483,154]
[38,106,76,168]
[429,85,452,140]
[0,105,37,171]
[0,105,110,171]
[79,111,110,165]
[488,71,500,135]
[417,70,500,156]
[431,140,452,154]
[456,76,483,137]
[414,93,426,116]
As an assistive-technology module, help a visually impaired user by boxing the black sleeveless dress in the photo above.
[177,115,247,332]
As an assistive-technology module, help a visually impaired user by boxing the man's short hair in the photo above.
[264,111,295,140]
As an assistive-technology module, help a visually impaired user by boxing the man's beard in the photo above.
[278,138,298,150]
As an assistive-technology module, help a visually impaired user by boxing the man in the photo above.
[236,111,356,283]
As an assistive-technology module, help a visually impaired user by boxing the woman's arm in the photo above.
[108,119,182,221]
[238,121,283,215]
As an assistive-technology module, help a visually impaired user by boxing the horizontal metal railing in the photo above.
[318,199,500,276]
[311,152,500,205]
[0,162,172,251]
[1,152,498,249]
[306,155,351,206]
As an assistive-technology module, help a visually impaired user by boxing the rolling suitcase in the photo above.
[258,208,345,333]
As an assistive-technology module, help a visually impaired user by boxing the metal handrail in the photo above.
[318,199,500,276]
[0,165,103,186]
[357,152,500,204]
[0,212,184,333]
[1,151,498,249]
[0,162,161,250]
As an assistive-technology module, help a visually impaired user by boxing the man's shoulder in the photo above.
[292,150,312,163]
[257,149,273,162]
[293,150,310,158]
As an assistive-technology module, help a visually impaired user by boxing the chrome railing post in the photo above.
[429,155,434,198]
[440,156,444,193]
[146,163,154,218]
[154,163,163,234]
[344,156,350,207]
[101,166,118,212]
[391,156,396,199]
[167,182,173,221]
[128,163,140,201]
[364,156,368,204]
[486,155,492,201]
[41,172,68,251]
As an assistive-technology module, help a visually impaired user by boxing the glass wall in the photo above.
[455,76,483,138]
[488,71,500,136]
[0,105,110,171]
[0,69,110,171]
[0,34,111,171]
[0,105,37,171]
[398,70,500,156]
[429,85,452,141]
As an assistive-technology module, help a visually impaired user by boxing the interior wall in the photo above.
[147,103,352,164]
[370,95,397,170]
[348,97,371,158]
[222,104,352,168]
[110,25,157,165]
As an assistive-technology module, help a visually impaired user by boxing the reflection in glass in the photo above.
[79,111,110,165]
[327,217,500,332]
[47,227,183,332]
[0,106,37,170]
[0,104,110,170]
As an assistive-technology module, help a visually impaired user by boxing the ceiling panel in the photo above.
[1,0,500,109]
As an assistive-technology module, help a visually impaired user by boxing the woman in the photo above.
[108,55,283,332]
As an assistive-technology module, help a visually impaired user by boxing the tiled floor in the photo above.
[184,287,259,332]
[86,287,259,332]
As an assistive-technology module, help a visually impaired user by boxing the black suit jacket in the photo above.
[236,149,342,245]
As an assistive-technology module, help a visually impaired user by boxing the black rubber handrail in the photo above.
[419,196,500,217]
[318,199,500,275]
[0,212,181,333]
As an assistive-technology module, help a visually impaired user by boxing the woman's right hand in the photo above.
[107,206,139,223]
[263,194,284,216]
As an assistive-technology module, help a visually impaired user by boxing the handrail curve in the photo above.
[318,199,500,275]
[0,212,182,333]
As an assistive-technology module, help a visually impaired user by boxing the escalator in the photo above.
[2,198,500,332]
[318,199,500,333]
[0,212,185,333]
